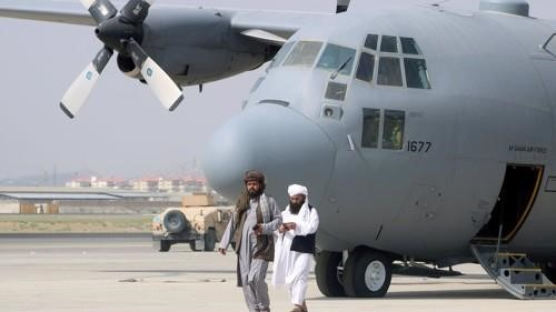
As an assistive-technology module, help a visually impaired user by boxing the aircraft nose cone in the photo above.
[202,105,336,206]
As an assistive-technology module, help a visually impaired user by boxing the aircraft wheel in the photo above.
[315,251,345,297]
[343,250,392,298]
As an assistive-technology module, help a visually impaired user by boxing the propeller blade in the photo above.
[120,0,155,24]
[60,47,113,119]
[80,0,118,24]
[127,39,183,112]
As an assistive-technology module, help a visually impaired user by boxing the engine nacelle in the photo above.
[141,8,276,86]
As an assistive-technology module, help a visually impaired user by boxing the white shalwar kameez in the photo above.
[272,185,319,306]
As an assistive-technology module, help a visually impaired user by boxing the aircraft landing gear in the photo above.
[315,251,345,297]
[316,249,393,298]
[342,249,393,297]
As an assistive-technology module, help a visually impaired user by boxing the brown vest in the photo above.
[233,194,274,262]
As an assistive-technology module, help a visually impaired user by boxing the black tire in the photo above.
[204,228,217,251]
[315,251,345,297]
[158,240,171,252]
[163,210,188,233]
[189,241,202,252]
[343,250,392,298]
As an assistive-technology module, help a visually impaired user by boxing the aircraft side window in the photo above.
[380,35,398,53]
[356,52,375,82]
[404,58,431,89]
[383,110,405,150]
[377,57,403,87]
[283,41,323,67]
[268,41,296,70]
[400,37,421,55]
[362,108,380,148]
[316,44,356,76]
[325,82,348,101]
[364,34,379,50]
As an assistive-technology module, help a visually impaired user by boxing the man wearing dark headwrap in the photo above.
[219,170,282,312]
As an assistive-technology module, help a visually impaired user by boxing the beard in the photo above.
[289,200,305,214]
[247,188,263,199]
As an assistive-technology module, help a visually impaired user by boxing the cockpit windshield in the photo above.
[268,41,296,70]
[282,41,323,67]
[316,44,356,77]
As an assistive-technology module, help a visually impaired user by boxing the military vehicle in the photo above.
[152,193,232,252]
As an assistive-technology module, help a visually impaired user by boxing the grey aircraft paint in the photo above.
[207,3,556,260]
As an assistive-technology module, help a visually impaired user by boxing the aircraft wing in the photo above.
[231,10,332,44]
[0,0,95,26]
[0,1,331,41]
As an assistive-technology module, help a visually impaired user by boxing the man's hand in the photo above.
[284,222,297,231]
[278,224,287,234]
[218,248,227,255]
[253,224,263,235]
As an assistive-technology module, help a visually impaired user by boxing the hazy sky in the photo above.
[0,0,555,180]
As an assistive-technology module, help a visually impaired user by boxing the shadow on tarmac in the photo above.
[99,269,236,274]
[309,288,512,301]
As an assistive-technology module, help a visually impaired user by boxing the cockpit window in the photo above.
[316,44,356,77]
[283,41,323,67]
[400,37,421,55]
[325,82,348,101]
[404,58,431,89]
[268,41,296,70]
[383,110,405,150]
[377,57,403,87]
[362,108,380,148]
[364,34,379,50]
[361,34,431,89]
[380,35,398,53]
[356,52,375,82]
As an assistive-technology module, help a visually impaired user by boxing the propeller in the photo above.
[60,0,183,119]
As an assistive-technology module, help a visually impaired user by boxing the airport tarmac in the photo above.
[0,234,555,312]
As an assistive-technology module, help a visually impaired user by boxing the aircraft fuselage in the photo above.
[204,5,556,265]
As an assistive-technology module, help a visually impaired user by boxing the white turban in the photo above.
[288,184,308,197]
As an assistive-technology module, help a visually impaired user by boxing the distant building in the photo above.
[66,176,130,190]
[158,178,183,193]
[65,175,208,193]
[0,187,178,214]
[65,178,91,188]
[132,178,160,192]
[90,176,111,188]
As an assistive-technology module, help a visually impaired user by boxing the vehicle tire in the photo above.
[541,261,556,283]
[343,249,392,298]
[159,240,171,252]
[315,251,345,297]
[189,241,202,252]
[163,210,188,233]
[204,228,217,251]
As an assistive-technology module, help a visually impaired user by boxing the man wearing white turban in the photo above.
[272,184,319,312]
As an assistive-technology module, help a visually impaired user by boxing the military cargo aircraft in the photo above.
[2,0,556,300]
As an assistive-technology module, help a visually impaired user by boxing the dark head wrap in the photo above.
[244,170,265,184]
